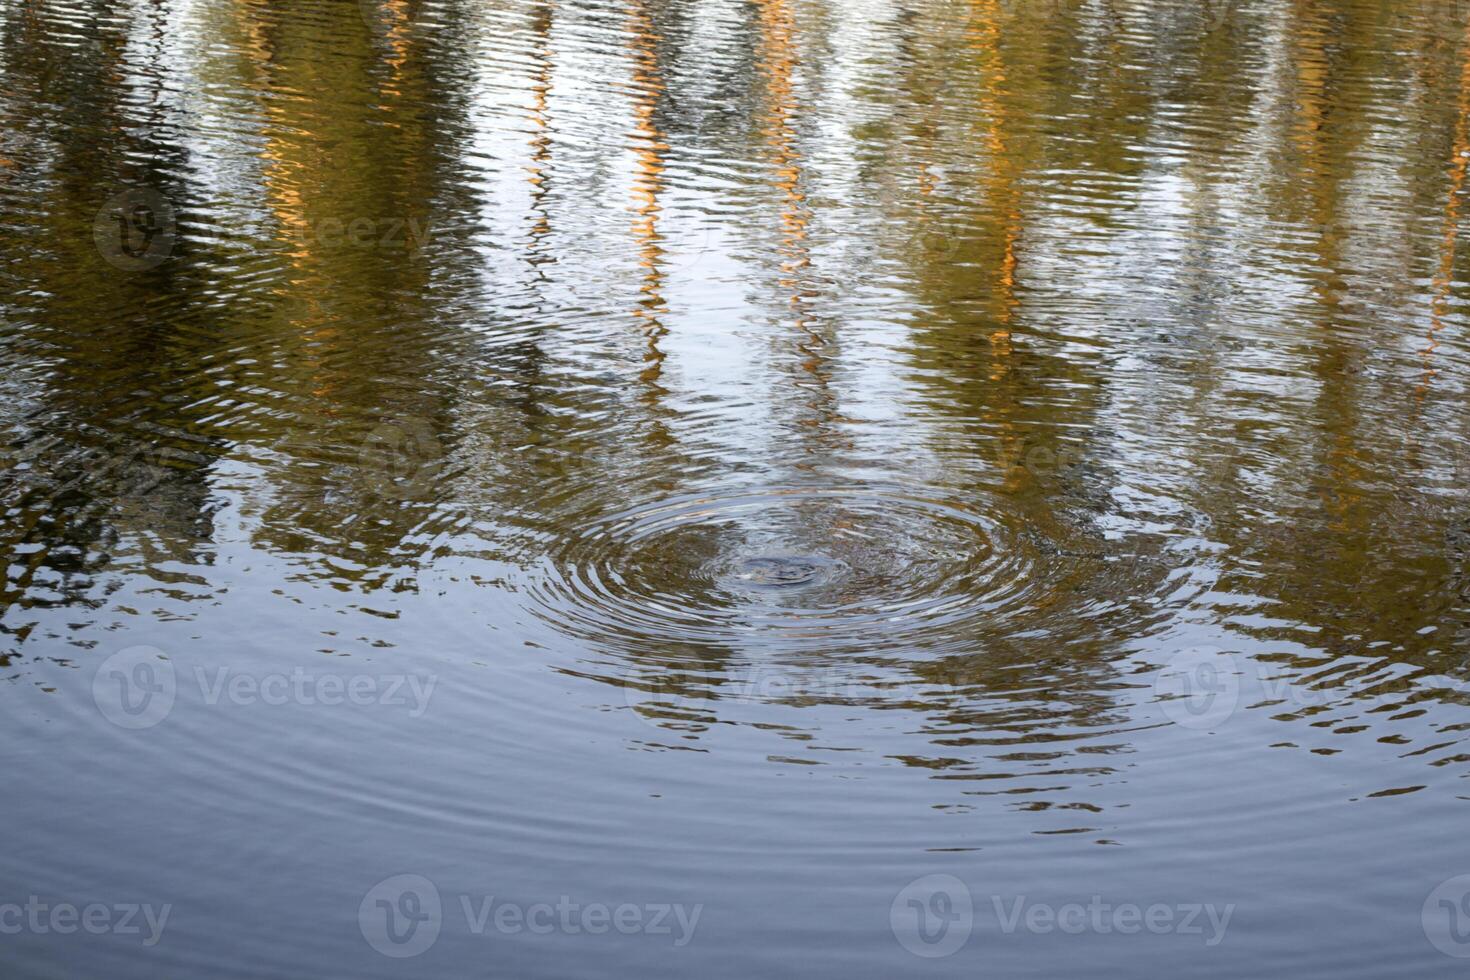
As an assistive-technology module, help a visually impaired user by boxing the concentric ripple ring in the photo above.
[526,485,1069,659]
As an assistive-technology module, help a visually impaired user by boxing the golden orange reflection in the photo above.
[967,0,1026,491]
[1291,0,1340,304]
[755,0,809,287]
[754,0,840,450]
[970,0,1019,372]
[1418,12,1470,393]
[627,0,668,393]
[1288,0,1362,533]
[1291,0,1330,161]
[526,0,555,275]
[365,0,414,100]
[246,1,314,270]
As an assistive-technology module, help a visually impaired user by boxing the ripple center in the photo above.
[730,555,838,589]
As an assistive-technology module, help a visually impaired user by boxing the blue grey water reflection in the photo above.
[1,0,1469,975]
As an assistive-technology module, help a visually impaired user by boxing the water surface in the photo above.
[3,0,1470,975]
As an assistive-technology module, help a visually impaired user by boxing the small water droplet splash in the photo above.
[728,555,844,590]
[525,485,1084,659]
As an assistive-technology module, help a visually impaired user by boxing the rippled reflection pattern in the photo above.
[531,486,1078,657]
[2,0,1470,976]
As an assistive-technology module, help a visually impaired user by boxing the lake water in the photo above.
[3,0,1470,975]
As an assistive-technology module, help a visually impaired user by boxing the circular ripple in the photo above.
[724,555,845,590]
[527,485,1068,659]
